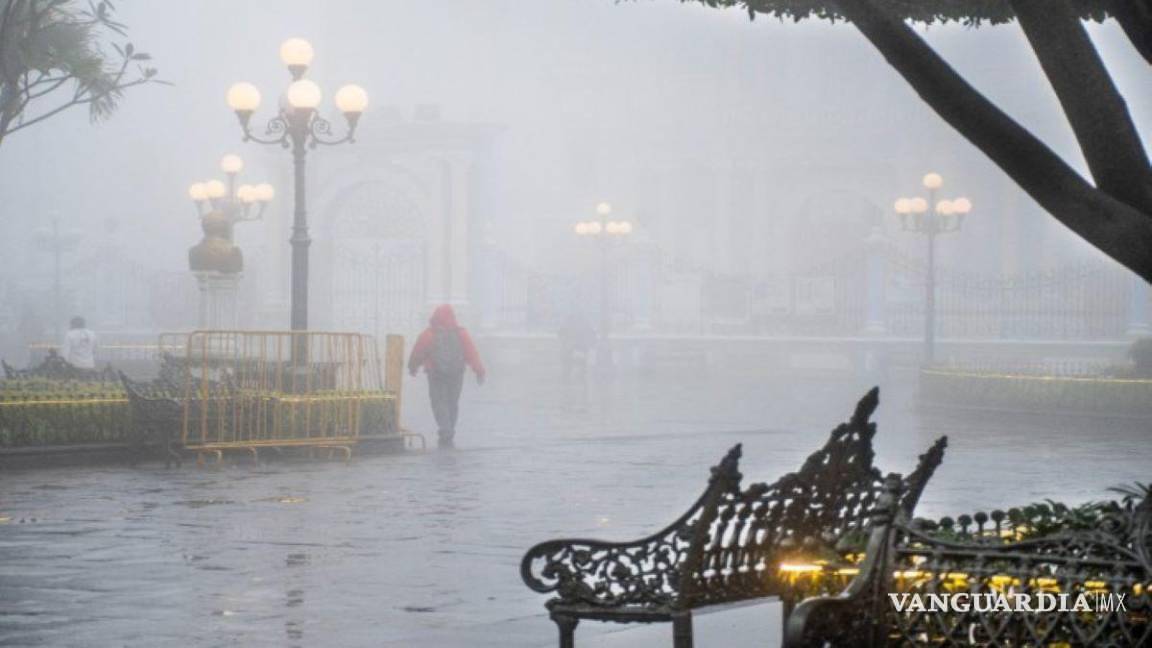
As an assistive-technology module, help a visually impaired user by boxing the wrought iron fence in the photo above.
[483,236,1137,340]
[885,249,1130,340]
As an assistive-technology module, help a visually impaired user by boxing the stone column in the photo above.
[196,273,242,330]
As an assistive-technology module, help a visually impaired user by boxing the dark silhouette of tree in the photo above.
[681,0,1152,283]
[0,0,164,147]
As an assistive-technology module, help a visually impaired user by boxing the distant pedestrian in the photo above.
[408,305,485,448]
[558,310,596,378]
[62,316,97,369]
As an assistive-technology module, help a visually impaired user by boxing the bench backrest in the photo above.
[788,481,1151,647]
[3,356,117,382]
[883,508,1150,646]
[682,388,947,608]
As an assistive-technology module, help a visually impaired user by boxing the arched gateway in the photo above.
[327,175,429,339]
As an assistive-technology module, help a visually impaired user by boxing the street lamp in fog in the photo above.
[574,201,633,367]
[186,155,275,329]
[188,154,275,232]
[226,37,367,335]
[894,173,973,366]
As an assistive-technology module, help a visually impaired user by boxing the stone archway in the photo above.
[326,175,428,339]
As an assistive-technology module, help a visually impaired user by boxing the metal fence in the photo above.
[180,331,391,458]
[883,250,1129,340]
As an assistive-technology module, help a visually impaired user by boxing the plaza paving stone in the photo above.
[1,369,1148,646]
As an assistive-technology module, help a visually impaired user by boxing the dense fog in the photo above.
[3,4,1152,646]
[1,0,1149,352]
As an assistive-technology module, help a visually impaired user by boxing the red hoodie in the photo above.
[408,304,485,378]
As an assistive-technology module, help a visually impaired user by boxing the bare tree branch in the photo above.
[1012,0,1152,216]
[834,0,1152,282]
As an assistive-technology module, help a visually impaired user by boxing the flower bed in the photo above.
[0,381,399,448]
[0,381,133,446]
[919,367,1152,417]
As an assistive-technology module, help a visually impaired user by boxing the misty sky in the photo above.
[0,0,1147,285]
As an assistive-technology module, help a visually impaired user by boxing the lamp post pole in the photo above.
[924,224,937,365]
[575,202,633,368]
[894,174,972,367]
[598,230,610,366]
[226,38,368,337]
[290,132,310,333]
[51,219,62,343]
[33,216,79,344]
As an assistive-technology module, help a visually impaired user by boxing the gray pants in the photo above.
[428,370,465,443]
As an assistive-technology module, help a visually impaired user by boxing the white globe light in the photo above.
[935,199,955,215]
[605,221,621,234]
[188,183,208,201]
[279,38,315,68]
[287,79,322,110]
[254,183,275,202]
[220,154,244,174]
[894,198,911,214]
[587,221,603,235]
[910,197,929,214]
[236,184,256,203]
[596,202,612,216]
[619,221,633,235]
[922,172,943,190]
[205,179,227,199]
[226,82,262,112]
[574,222,589,235]
[334,84,369,114]
[952,197,972,214]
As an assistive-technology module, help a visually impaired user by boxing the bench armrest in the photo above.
[783,473,903,648]
[521,444,745,609]
[520,530,694,608]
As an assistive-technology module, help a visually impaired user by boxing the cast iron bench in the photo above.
[119,372,184,468]
[119,363,234,468]
[520,387,948,647]
[784,481,1152,647]
[3,352,117,382]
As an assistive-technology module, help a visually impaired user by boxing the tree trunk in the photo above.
[835,0,1152,284]
[1012,0,1152,217]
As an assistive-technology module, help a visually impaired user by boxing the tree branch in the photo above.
[1012,0,1152,216]
[2,76,149,137]
[1109,0,1152,65]
[834,0,1152,282]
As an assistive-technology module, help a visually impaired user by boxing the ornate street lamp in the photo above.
[574,201,633,367]
[893,173,973,365]
[226,37,367,336]
[187,154,275,329]
[188,153,275,234]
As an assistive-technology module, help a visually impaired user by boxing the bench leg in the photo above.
[551,613,578,648]
[672,611,694,648]
[781,594,796,622]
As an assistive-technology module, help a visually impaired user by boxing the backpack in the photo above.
[431,328,466,376]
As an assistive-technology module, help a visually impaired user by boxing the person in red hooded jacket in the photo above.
[408,304,485,448]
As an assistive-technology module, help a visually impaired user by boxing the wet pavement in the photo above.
[1,367,1149,646]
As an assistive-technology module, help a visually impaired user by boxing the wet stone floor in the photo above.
[1,370,1150,646]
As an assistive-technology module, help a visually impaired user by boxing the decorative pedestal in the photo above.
[196,272,242,330]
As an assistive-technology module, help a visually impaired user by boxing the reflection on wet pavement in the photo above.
[1,370,1149,646]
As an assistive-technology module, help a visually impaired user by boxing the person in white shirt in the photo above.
[62,316,97,369]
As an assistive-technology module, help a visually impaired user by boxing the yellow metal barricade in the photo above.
[179,330,397,461]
